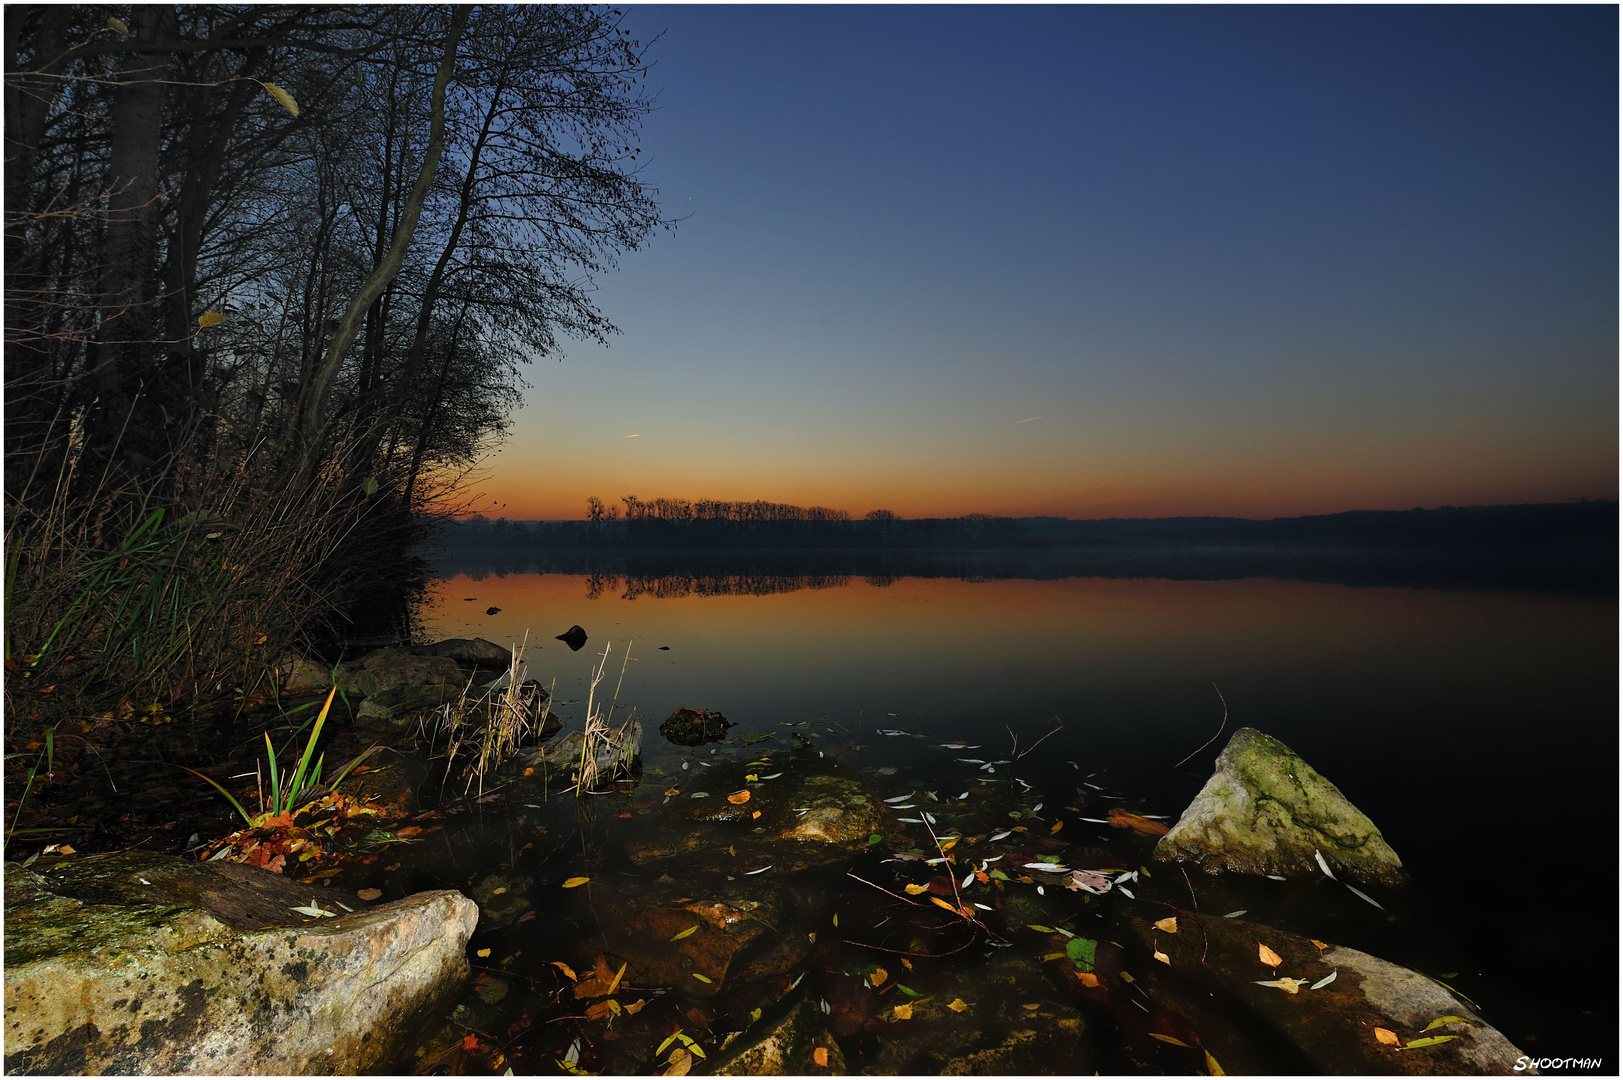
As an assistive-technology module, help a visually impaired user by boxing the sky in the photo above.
[476,4,1618,522]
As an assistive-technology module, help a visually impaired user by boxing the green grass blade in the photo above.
[174,764,253,826]
[265,732,281,814]
[287,686,337,810]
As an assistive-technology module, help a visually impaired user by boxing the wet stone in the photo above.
[659,707,734,746]
[707,988,846,1075]
[467,872,533,932]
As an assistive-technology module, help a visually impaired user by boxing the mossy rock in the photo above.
[1153,727,1404,887]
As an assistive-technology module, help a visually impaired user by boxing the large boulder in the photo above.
[354,682,464,732]
[1154,727,1404,886]
[337,653,465,700]
[3,852,475,1075]
[277,654,332,695]
[416,637,512,667]
[1119,909,1531,1075]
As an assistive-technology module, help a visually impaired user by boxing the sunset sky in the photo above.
[477,5,1617,522]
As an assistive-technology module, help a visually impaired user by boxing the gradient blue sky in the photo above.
[481,4,1618,521]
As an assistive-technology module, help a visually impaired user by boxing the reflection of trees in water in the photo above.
[590,573,853,600]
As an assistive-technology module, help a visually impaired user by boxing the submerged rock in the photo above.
[466,872,533,932]
[1119,910,1530,1075]
[659,706,734,746]
[1154,727,1404,886]
[707,987,846,1075]
[3,852,475,1075]
[772,774,882,845]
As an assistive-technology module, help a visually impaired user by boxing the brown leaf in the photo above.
[1374,1027,1401,1046]
[1258,942,1283,968]
[356,888,382,901]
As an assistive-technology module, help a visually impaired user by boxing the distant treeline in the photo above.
[434,497,1616,555]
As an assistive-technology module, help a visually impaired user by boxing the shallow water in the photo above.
[410,566,1616,1070]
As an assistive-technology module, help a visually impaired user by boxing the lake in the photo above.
[419,559,1617,1066]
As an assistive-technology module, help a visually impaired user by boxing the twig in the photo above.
[1172,684,1228,769]
[1008,720,1063,762]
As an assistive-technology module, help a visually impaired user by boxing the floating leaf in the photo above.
[1153,946,1171,965]
[1254,978,1304,993]
[1310,970,1338,990]
[689,792,710,799]
[607,961,627,995]
[290,903,335,918]
[197,310,226,328]
[665,1047,692,1077]
[691,972,712,984]
[1223,909,1247,918]
[1028,923,1056,933]
[562,876,590,888]
[1064,936,1097,972]
[905,883,930,895]
[258,80,300,117]
[1154,916,1179,933]
[813,1046,830,1068]
[1076,971,1099,987]
[1258,942,1283,968]
[929,896,959,914]
[357,888,382,900]
[891,1003,913,1021]
[1149,1033,1191,1047]
[727,790,751,805]
[868,967,888,987]
[476,948,491,958]
[1421,1016,1472,1032]
[1373,1027,1401,1046]
[671,925,699,941]
[1050,820,1064,833]
[1404,1035,1460,1049]
[552,960,578,980]
[947,998,970,1012]
[1346,883,1385,910]
[626,999,645,1014]
[1205,1049,1226,1076]
[897,984,925,997]
[656,1032,683,1056]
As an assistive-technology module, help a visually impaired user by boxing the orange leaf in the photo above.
[551,960,578,981]
[1050,819,1064,833]
[461,1034,479,1052]
[1310,938,1331,951]
[727,790,751,805]
[356,888,382,901]
[813,1046,830,1068]
[1258,942,1283,968]
[1374,1027,1401,1046]
[1076,971,1099,988]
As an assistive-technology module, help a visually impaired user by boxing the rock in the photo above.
[707,988,845,1075]
[416,637,512,667]
[772,774,882,845]
[1154,727,1404,886]
[659,707,733,746]
[517,721,641,784]
[277,654,332,695]
[1118,909,1531,1075]
[465,872,533,932]
[354,683,463,733]
[593,877,816,999]
[337,654,465,700]
[333,747,428,818]
[556,624,588,651]
[3,852,475,1075]
[857,949,1094,1075]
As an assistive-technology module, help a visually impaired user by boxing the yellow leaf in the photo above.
[1119,971,1135,983]
[1374,1027,1400,1046]
[1076,971,1099,988]
[563,876,590,888]
[107,17,131,35]
[1148,1032,1190,1047]
[813,1046,830,1068]
[749,1008,761,1021]
[197,310,226,328]
[752,810,761,819]
[1021,1002,1040,1011]
[1154,916,1178,933]
[868,967,888,987]
[1153,947,1171,965]
[259,81,300,117]
[671,925,699,941]
[476,948,491,958]
[745,774,759,781]
[1310,938,1331,951]
[905,883,929,895]
[891,1003,913,1020]
[1422,1015,1472,1032]
[929,896,959,913]
[691,972,712,984]
[1041,952,1068,962]
[1258,942,1283,968]
[551,960,578,980]
[1205,1049,1226,1076]
[947,998,970,1012]
[666,1046,693,1076]
[625,998,646,1014]
[607,961,627,995]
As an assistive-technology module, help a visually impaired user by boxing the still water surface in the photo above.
[422,568,1617,1061]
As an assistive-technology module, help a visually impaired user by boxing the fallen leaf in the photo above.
[753,810,762,819]
[813,1046,830,1068]
[666,1046,693,1076]
[891,1003,913,1020]
[1154,916,1179,933]
[607,961,627,995]
[462,1034,479,1052]
[552,960,578,981]
[1027,923,1056,933]
[1254,978,1304,993]
[868,967,888,987]
[1022,1003,1040,1011]
[905,883,929,895]
[727,790,751,805]
[1374,1027,1401,1046]
[1153,947,1171,965]
[585,999,617,1021]
[929,895,959,913]
[1050,820,1064,833]
[356,888,382,901]
[1205,1049,1226,1076]
[626,999,646,1014]
[1422,1015,1472,1032]
[1258,942,1283,968]
[691,973,712,984]
[476,948,491,958]
[1405,1035,1461,1049]
[665,787,682,797]
[563,876,590,888]
[1310,970,1338,990]
[1076,971,1099,987]
[1149,1032,1191,1047]
[671,925,699,941]
[1310,938,1331,951]
[947,998,970,1012]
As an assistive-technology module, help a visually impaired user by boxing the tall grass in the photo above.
[433,636,552,796]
